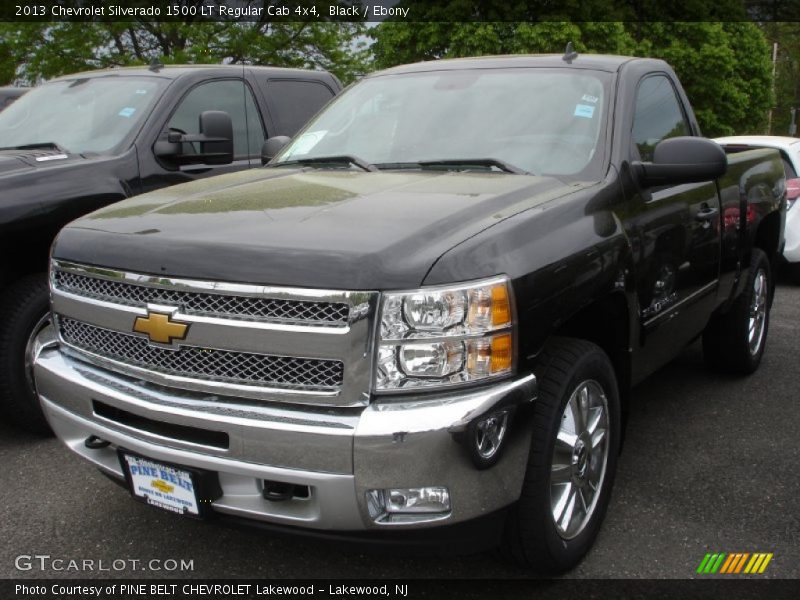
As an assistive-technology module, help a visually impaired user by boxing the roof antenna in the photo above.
[563,42,579,64]
[148,56,164,72]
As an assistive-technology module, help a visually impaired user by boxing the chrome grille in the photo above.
[53,270,350,325]
[59,318,344,390]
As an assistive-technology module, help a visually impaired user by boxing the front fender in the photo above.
[423,180,636,364]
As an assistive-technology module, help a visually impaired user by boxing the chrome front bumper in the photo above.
[35,343,537,532]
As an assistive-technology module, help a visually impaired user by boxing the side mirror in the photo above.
[196,110,234,165]
[261,136,291,165]
[633,136,727,187]
[154,110,234,166]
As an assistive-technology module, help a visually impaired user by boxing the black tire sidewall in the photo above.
[0,274,52,432]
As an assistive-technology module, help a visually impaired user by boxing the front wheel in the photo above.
[703,248,772,375]
[500,337,621,573]
[0,274,53,434]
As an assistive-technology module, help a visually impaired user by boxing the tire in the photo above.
[703,249,771,375]
[500,337,621,574]
[0,274,53,435]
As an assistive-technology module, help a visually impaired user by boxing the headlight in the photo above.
[376,276,514,391]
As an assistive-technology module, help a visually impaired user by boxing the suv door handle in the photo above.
[695,206,718,221]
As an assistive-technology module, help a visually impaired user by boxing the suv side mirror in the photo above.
[154,110,234,166]
[261,136,291,165]
[633,136,727,187]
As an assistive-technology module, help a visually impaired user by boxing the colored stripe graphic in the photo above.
[710,553,726,573]
[720,554,737,574]
[758,554,773,573]
[734,553,750,573]
[697,554,712,574]
[698,552,772,575]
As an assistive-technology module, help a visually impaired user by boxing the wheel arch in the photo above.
[753,209,782,277]
[544,291,634,440]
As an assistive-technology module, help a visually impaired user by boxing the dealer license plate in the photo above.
[120,453,201,516]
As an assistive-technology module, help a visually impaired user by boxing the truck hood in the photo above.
[54,167,587,289]
[0,149,136,234]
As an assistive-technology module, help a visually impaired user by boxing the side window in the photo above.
[169,79,264,159]
[265,80,334,137]
[632,75,690,162]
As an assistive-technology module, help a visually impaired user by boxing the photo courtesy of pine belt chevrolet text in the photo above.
[25,53,787,573]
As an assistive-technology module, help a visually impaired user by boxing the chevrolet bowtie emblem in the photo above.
[151,479,175,494]
[133,311,190,345]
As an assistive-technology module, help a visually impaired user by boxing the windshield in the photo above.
[0,75,167,154]
[276,68,610,178]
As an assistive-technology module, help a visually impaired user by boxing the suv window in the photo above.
[632,75,689,161]
[265,79,334,137]
[169,79,264,159]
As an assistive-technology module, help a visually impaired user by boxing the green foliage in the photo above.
[0,20,368,86]
[370,19,773,137]
[760,22,800,136]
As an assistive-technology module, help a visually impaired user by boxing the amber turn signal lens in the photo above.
[490,334,513,373]
[491,284,511,327]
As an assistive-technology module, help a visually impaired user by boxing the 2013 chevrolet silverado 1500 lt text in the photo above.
[33,53,786,572]
[0,64,341,433]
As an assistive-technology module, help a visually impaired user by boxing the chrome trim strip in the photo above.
[52,259,372,321]
[357,373,537,437]
[642,280,719,328]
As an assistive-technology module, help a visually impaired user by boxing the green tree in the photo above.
[759,22,800,136]
[371,16,772,137]
[0,20,368,86]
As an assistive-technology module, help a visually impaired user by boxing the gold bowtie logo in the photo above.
[133,311,189,345]
[151,479,174,494]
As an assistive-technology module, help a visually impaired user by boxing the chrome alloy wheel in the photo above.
[549,379,610,540]
[748,268,768,356]
[24,312,51,397]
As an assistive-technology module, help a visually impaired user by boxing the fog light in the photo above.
[366,486,451,523]
[467,408,512,469]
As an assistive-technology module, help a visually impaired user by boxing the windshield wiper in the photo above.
[269,155,377,172]
[416,158,529,174]
[0,142,70,153]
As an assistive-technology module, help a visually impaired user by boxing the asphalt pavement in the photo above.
[1,281,798,580]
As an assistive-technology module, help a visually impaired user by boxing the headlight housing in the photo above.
[375,276,515,391]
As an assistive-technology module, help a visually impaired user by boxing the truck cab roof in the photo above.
[50,64,337,83]
[373,54,669,76]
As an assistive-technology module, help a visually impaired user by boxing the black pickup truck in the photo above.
[0,64,341,432]
[33,54,785,572]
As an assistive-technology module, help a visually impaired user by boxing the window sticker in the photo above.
[286,130,327,156]
[581,94,599,104]
[135,89,148,95]
[118,107,137,118]
[574,104,595,119]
